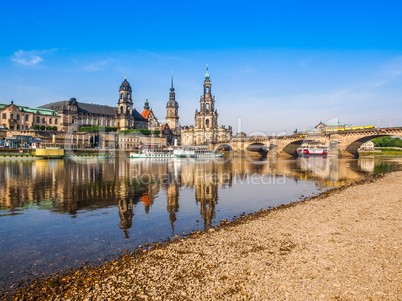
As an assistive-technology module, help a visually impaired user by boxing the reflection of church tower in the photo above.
[195,170,218,229]
[118,199,134,239]
[117,77,134,130]
[166,181,179,233]
[166,73,179,131]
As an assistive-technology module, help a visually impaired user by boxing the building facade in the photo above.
[141,98,160,131]
[0,101,61,131]
[315,121,346,132]
[181,67,232,146]
[39,78,147,132]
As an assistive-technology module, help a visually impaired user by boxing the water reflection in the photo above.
[0,156,391,290]
[0,156,378,228]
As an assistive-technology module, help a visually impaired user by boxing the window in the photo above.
[120,106,123,114]
[55,119,58,124]
[10,114,13,120]
[127,93,130,98]
[42,118,45,123]
[206,87,209,94]
[2,113,5,119]
[16,114,20,121]
[206,119,209,127]
[25,115,29,121]
[17,124,20,130]
[36,116,40,123]
[121,93,123,99]
[206,103,209,111]
[49,118,52,124]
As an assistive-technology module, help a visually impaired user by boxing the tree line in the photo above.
[372,136,402,147]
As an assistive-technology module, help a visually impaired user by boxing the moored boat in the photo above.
[297,145,329,157]
[130,149,176,159]
[35,147,65,159]
[130,147,223,159]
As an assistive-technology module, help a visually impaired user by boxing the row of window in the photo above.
[2,124,58,131]
[78,118,114,127]
[118,138,138,142]
[1,113,58,124]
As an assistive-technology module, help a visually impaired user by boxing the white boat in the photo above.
[130,149,176,159]
[297,145,329,157]
[194,149,224,158]
[130,148,223,159]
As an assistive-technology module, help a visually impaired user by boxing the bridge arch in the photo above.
[214,144,233,152]
[246,142,269,155]
[343,134,393,157]
[281,139,320,157]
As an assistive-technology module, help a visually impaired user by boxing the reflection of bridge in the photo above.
[210,127,402,157]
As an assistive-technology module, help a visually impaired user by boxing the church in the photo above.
[40,76,181,146]
[181,66,232,146]
[40,78,148,132]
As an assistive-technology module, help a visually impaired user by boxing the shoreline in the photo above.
[3,166,402,300]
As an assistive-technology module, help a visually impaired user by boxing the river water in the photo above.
[0,155,392,291]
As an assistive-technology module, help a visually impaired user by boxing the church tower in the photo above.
[166,73,179,130]
[180,65,232,146]
[197,65,218,129]
[117,77,134,130]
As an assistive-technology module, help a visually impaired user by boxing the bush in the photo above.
[119,129,160,135]
[40,125,46,131]
[52,126,57,132]
[33,125,39,130]
[79,126,118,132]
[46,126,52,131]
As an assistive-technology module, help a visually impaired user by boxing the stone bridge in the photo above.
[209,127,402,157]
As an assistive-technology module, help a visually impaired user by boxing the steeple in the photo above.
[166,73,179,131]
[144,98,150,110]
[205,64,210,81]
[168,72,177,106]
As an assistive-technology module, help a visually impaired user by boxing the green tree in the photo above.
[40,125,46,131]
[33,125,39,130]
[52,126,57,132]
[46,126,52,131]
[372,136,402,147]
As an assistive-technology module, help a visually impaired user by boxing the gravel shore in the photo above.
[4,170,402,300]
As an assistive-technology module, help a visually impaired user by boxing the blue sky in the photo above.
[1,0,401,134]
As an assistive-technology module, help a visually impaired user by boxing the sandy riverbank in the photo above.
[4,170,402,300]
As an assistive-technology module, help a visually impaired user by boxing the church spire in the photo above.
[144,97,150,110]
[170,71,174,92]
[205,64,210,81]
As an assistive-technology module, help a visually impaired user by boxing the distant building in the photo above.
[141,98,160,131]
[181,66,232,145]
[39,78,147,132]
[315,121,346,133]
[0,101,61,131]
[359,140,375,150]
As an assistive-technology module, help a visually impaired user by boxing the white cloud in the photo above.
[83,59,113,72]
[10,49,57,67]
